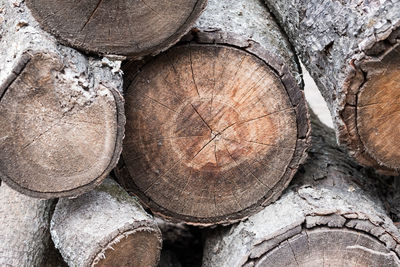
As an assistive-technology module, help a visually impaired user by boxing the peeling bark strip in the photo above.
[25,0,207,58]
[116,0,310,225]
[202,113,400,267]
[264,0,400,174]
[50,178,162,267]
[0,183,54,267]
[0,0,125,198]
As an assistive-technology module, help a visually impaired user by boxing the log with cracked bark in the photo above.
[0,0,125,198]
[51,178,162,267]
[115,0,310,226]
[202,112,400,266]
[264,0,400,174]
[25,0,207,58]
[0,182,54,267]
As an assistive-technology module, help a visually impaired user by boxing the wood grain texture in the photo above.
[0,183,54,267]
[116,0,310,226]
[264,0,400,174]
[51,178,162,267]
[26,0,207,58]
[202,113,400,266]
[0,0,125,198]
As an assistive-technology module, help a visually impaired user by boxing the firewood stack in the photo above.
[0,0,398,266]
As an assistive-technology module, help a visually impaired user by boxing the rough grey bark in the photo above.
[202,112,400,266]
[51,178,162,267]
[0,0,125,198]
[116,0,310,226]
[0,183,54,267]
[264,0,400,174]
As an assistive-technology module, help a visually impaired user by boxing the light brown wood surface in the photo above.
[357,45,400,169]
[117,43,308,225]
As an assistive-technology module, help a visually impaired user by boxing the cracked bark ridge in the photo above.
[202,112,400,267]
[25,0,207,58]
[50,178,162,267]
[0,183,54,267]
[116,0,310,226]
[0,0,125,198]
[264,0,400,174]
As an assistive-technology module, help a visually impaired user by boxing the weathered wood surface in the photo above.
[202,112,400,266]
[0,0,125,198]
[264,0,400,174]
[0,182,54,267]
[51,178,162,267]
[116,0,310,226]
[25,0,207,58]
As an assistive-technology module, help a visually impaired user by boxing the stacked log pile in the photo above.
[0,0,399,266]
[203,114,400,266]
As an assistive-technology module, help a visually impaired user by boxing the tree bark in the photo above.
[25,0,207,58]
[115,0,310,226]
[264,0,400,174]
[0,182,54,267]
[50,178,162,267]
[0,0,125,198]
[202,112,400,266]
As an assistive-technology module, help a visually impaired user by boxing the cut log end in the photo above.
[356,43,400,170]
[93,229,161,267]
[117,44,309,225]
[26,0,207,57]
[254,227,400,266]
[0,52,124,198]
[51,178,162,267]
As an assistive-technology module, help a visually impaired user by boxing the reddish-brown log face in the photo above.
[357,45,400,169]
[26,0,207,57]
[120,44,303,224]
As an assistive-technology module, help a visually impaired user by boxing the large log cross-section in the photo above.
[116,0,310,225]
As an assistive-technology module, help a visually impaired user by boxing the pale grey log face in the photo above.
[0,54,121,195]
[26,0,206,57]
[256,228,400,267]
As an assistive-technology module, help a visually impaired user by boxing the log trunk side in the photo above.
[51,178,162,267]
[0,183,54,267]
[264,0,400,174]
